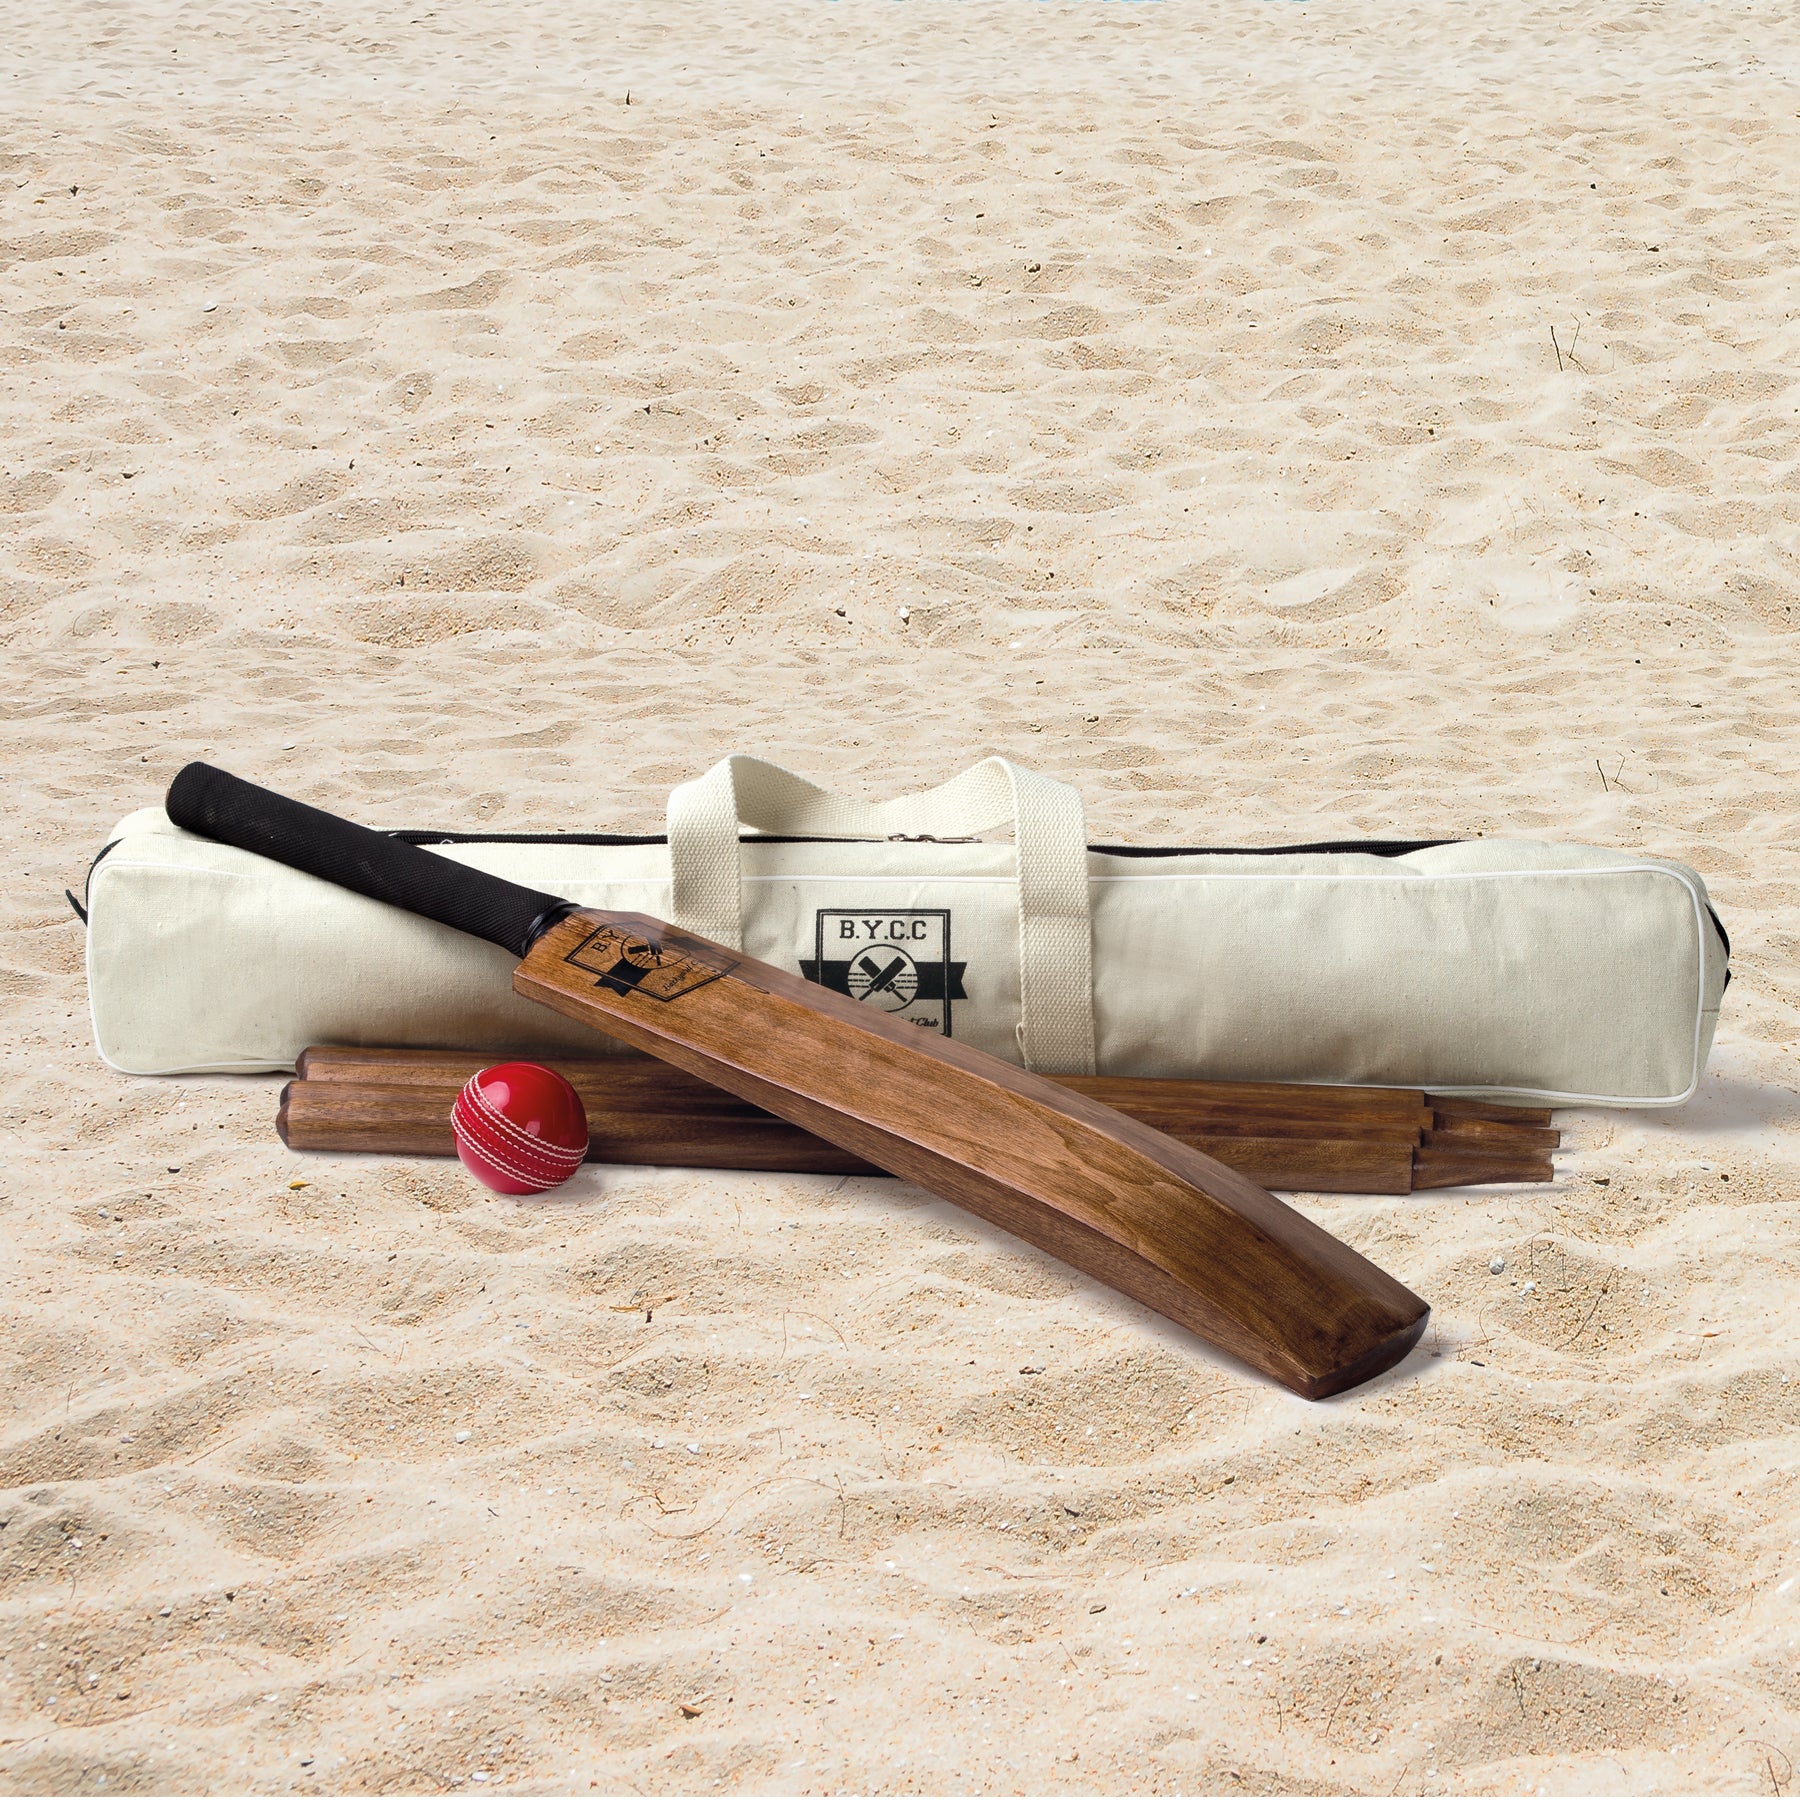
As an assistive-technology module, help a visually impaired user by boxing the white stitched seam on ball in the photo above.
[466,1077,587,1160]
[452,1129,572,1187]
[455,1090,583,1170]
[451,1109,580,1186]
[456,1103,582,1177]
[465,1078,587,1163]
[452,1090,584,1180]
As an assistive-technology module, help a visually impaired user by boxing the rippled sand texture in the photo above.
[5,0,1800,1792]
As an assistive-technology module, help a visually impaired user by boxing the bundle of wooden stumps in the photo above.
[280,1047,1559,1194]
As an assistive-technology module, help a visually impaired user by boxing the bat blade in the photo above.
[515,911,1429,1399]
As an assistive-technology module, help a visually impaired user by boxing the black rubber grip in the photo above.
[165,763,576,958]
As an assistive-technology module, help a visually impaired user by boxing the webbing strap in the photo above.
[666,755,1096,1074]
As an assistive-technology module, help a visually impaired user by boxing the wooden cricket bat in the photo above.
[165,764,1430,1399]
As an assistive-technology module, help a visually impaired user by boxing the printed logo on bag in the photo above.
[564,924,737,1002]
[801,909,967,1036]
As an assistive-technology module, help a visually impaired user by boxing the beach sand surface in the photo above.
[3,0,1800,1791]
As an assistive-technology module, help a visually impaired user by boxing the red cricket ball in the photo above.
[451,1062,589,1196]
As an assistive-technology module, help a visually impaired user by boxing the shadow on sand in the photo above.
[1614,1073,1800,1140]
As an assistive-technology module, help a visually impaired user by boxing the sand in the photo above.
[4,0,1800,1790]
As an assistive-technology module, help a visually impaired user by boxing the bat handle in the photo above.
[165,763,578,958]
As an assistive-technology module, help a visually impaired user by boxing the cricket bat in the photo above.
[165,763,1429,1398]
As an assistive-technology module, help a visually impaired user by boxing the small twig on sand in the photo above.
[1323,1674,1357,1738]
[1554,1279,1611,1351]
[1765,1744,1791,1797]
[1750,1741,1792,1798]
[1596,758,1608,792]
[1551,324,1587,373]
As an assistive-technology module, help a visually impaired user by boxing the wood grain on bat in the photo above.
[511,911,1429,1399]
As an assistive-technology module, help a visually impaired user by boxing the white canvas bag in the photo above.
[82,755,1728,1104]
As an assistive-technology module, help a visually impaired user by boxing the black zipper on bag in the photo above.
[67,835,124,924]
[1088,837,1461,859]
[387,828,1462,858]
[389,828,672,848]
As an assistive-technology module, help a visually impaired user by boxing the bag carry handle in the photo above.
[667,754,1096,1076]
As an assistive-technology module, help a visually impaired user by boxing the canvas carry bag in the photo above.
[80,754,1729,1105]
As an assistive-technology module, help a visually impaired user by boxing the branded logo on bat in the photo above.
[801,908,966,1036]
[564,925,737,1001]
